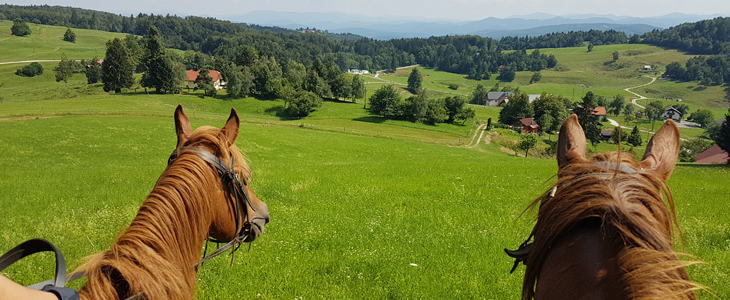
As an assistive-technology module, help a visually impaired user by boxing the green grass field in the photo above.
[0,20,128,61]
[1,23,728,299]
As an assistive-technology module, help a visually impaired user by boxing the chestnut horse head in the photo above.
[521,114,700,300]
[77,105,269,300]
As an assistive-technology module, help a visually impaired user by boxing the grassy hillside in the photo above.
[0,20,128,62]
[0,23,728,300]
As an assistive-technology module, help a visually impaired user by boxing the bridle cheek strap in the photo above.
[168,147,254,267]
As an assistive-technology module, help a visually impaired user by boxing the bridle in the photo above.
[0,146,259,299]
[167,146,257,267]
[504,161,637,273]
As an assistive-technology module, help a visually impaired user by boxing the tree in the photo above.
[102,37,135,93]
[288,91,323,117]
[303,70,332,100]
[645,101,665,131]
[498,93,533,125]
[608,94,625,116]
[518,134,538,157]
[63,28,76,43]
[679,138,716,162]
[622,104,634,117]
[610,126,628,144]
[444,96,466,123]
[627,125,643,147]
[141,26,176,93]
[15,62,43,77]
[574,91,602,146]
[54,54,74,87]
[688,109,715,128]
[456,107,476,125]
[612,51,619,61]
[532,93,569,133]
[85,57,102,84]
[284,60,307,89]
[225,65,254,98]
[713,109,730,160]
[195,68,216,97]
[587,42,594,52]
[330,74,351,100]
[498,67,516,82]
[350,74,366,102]
[369,85,402,118]
[407,68,423,92]
[11,19,31,36]
[471,84,488,105]
[530,72,542,84]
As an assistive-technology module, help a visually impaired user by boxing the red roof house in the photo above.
[693,145,729,164]
[513,118,540,133]
[185,70,223,90]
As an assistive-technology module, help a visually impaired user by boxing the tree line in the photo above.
[640,17,730,55]
[499,29,631,50]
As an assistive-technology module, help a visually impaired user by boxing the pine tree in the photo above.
[407,68,422,92]
[85,57,102,84]
[575,91,602,146]
[628,126,643,147]
[102,38,135,93]
[141,26,175,93]
[63,28,76,43]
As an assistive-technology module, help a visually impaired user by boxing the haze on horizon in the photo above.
[6,0,730,22]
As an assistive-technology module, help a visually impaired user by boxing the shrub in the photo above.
[11,18,31,36]
[63,28,76,43]
[448,84,459,90]
[288,90,323,117]
[16,62,44,77]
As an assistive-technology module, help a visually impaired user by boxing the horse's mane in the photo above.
[522,151,701,300]
[76,126,250,300]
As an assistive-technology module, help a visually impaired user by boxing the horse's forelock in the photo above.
[522,151,699,300]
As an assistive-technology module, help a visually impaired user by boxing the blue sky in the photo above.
[7,0,730,21]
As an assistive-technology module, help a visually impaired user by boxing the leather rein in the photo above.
[0,147,256,299]
[504,161,637,273]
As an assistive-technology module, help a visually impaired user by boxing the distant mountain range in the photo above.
[224,11,726,40]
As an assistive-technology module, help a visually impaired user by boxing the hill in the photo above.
[229,10,722,39]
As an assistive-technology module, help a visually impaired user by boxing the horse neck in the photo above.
[78,166,219,300]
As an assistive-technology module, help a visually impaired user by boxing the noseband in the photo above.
[167,147,256,266]
[505,161,637,273]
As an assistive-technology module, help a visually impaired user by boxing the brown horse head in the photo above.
[77,105,270,300]
[173,105,270,243]
[522,114,700,300]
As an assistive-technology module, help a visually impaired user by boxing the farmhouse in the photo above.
[593,106,607,121]
[347,69,370,75]
[486,91,514,107]
[185,70,224,90]
[643,65,652,71]
[513,117,540,133]
[693,145,729,164]
[601,130,613,141]
[528,94,542,103]
[661,105,683,121]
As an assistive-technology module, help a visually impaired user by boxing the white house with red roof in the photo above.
[185,70,223,90]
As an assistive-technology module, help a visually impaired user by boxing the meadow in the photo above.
[1,23,729,299]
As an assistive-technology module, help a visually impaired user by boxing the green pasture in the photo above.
[0,20,128,62]
[0,109,727,299]
[0,24,728,299]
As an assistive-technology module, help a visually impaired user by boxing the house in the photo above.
[693,145,729,164]
[185,70,223,90]
[528,94,542,103]
[593,106,607,121]
[601,130,613,141]
[643,65,652,71]
[512,117,540,133]
[486,91,514,107]
[661,105,683,121]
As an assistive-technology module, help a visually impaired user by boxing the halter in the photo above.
[167,147,256,267]
[504,161,637,273]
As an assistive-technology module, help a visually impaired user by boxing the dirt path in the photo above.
[0,60,61,65]
[624,76,656,109]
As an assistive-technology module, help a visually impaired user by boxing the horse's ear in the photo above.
[557,114,587,171]
[221,108,240,145]
[639,119,680,180]
[174,104,191,147]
